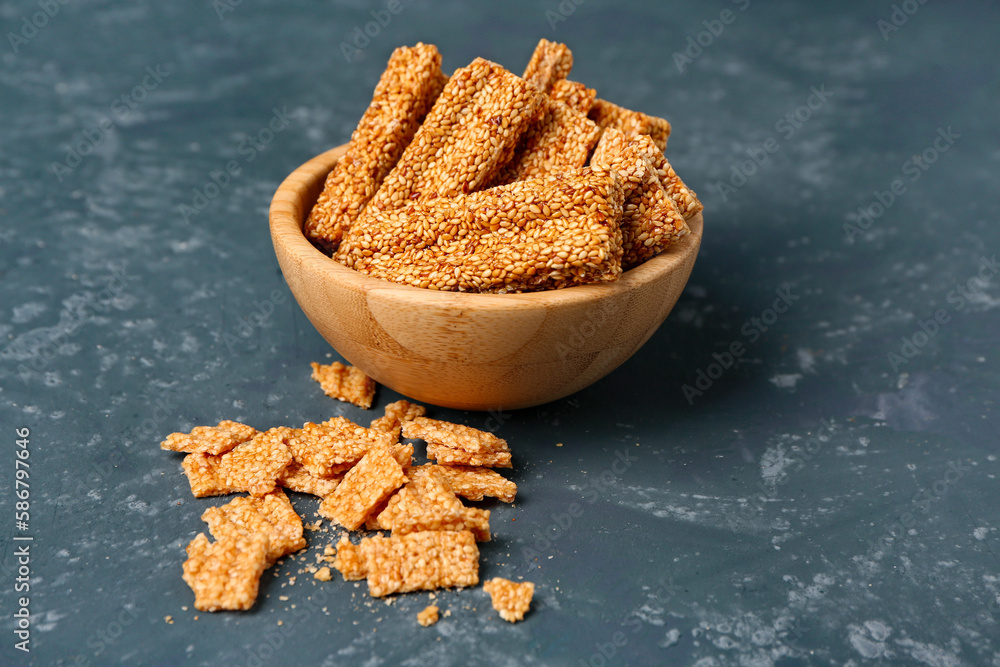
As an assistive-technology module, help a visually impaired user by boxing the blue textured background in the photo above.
[2,1,999,664]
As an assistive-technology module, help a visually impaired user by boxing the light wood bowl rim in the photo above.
[269,145,703,309]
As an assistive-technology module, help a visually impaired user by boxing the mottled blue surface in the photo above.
[2,0,999,665]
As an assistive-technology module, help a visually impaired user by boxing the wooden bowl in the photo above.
[269,145,703,411]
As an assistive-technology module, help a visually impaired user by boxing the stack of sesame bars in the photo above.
[306,39,703,293]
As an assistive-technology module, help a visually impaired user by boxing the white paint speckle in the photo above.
[769,374,803,390]
[660,628,682,648]
[12,301,47,323]
[796,348,815,373]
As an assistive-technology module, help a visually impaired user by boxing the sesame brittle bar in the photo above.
[161,420,258,455]
[483,578,535,622]
[522,39,573,93]
[591,129,688,269]
[277,462,341,497]
[492,98,602,186]
[628,133,703,220]
[426,443,513,468]
[377,477,464,535]
[338,168,625,293]
[304,43,447,250]
[589,98,671,150]
[287,417,396,477]
[182,532,270,612]
[549,79,596,114]
[401,417,509,455]
[181,427,294,497]
[364,58,545,212]
[590,125,631,166]
[359,530,480,597]
[201,490,306,565]
[411,464,517,503]
[370,399,427,440]
[310,361,376,409]
[318,446,408,530]
[375,467,490,540]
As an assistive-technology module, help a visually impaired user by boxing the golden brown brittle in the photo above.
[161,420,258,455]
[589,98,671,150]
[522,39,573,93]
[492,98,602,186]
[359,530,479,597]
[318,446,408,530]
[628,133,703,221]
[549,78,597,114]
[363,58,545,213]
[402,417,509,454]
[181,427,294,498]
[310,362,376,409]
[332,535,367,581]
[201,490,306,565]
[370,399,427,440]
[287,417,395,477]
[339,168,625,293]
[304,44,447,250]
[412,464,517,503]
[182,532,269,612]
[426,443,513,468]
[376,468,490,538]
[483,577,535,622]
[417,605,440,627]
[591,131,688,268]
[278,462,342,497]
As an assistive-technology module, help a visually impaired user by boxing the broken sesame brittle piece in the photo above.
[591,129,688,269]
[426,443,513,468]
[491,98,602,186]
[459,507,491,543]
[310,361,376,409]
[359,530,480,597]
[375,468,489,540]
[589,98,671,151]
[483,578,535,622]
[318,446,407,530]
[333,535,368,581]
[278,462,342,497]
[411,464,517,503]
[182,532,270,612]
[160,420,258,455]
[370,399,427,440]
[522,39,573,93]
[304,43,448,251]
[363,58,545,214]
[401,417,509,454]
[338,168,624,293]
[201,490,306,565]
[417,605,440,627]
[287,417,395,477]
[391,442,414,470]
[181,427,294,498]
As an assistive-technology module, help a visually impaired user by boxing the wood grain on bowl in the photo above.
[269,145,703,410]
